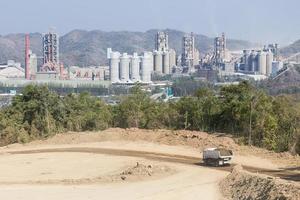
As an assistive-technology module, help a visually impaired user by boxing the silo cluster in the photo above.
[238,49,276,76]
[153,31,176,74]
[109,50,153,83]
[153,50,174,74]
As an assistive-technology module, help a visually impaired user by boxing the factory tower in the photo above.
[214,33,226,65]
[181,32,199,68]
[153,31,176,74]
[42,30,59,72]
[155,32,169,52]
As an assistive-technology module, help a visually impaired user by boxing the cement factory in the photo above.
[0,28,288,93]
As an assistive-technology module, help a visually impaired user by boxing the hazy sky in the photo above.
[0,0,299,45]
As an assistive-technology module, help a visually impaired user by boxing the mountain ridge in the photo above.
[280,40,300,57]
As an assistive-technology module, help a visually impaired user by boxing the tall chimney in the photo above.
[25,34,30,80]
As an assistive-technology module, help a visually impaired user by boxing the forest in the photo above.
[0,81,299,154]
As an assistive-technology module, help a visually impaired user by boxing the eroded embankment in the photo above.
[220,165,300,200]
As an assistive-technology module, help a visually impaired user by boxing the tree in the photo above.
[115,85,151,128]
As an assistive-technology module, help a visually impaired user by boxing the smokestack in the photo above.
[25,34,30,80]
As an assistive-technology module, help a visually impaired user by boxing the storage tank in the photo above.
[249,50,256,72]
[109,51,120,83]
[154,51,163,73]
[257,51,267,75]
[169,49,176,69]
[163,51,170,74]
[120,53,131,83]
[131,53,140,82]
[141,52,153,83]
[266,51,274,76]
[193,49,200,66]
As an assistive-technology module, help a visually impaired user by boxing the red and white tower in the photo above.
[25,34,30,79]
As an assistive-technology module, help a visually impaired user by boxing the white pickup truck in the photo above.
[203,148,233,167]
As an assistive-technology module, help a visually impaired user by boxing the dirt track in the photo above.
[7,147,300,182]
[0,128,299,200]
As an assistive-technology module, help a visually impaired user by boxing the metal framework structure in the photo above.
[42,31,59,72]
[155,32,169,52]
[181,33,195,67]
[214,33,226,65]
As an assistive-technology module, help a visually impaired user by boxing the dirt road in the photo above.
[0,145,227,200]
[6,147,300,182]
[0,129,299,200]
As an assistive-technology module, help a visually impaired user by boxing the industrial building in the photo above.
[109,49,153,83]
[153,31,176,74]
[43,31,59,66]
[236,48,282,76]
[35,30,67,80]
[214,33,226,65]
[155,32,169,52]
[264,44,279,61]
[69,66,109,80]
[0,60,24,79]
[181,33,199,70]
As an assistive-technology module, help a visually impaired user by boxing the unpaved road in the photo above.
[0,145,227,200]
[6,147,300,182]
[0,129,299,200]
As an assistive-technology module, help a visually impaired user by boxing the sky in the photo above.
[0,0,299,45]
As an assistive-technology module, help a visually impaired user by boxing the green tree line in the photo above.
[0,82,299,154]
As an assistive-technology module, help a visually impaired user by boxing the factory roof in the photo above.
[0,66,24,78]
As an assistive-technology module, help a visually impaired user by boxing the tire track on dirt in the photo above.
[7,147,300,182]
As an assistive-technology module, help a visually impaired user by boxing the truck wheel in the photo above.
[219,160,224,166]
[214,160,219,167]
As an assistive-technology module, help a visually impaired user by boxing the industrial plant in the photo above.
[236,47,281,77]
[0,28,290,95]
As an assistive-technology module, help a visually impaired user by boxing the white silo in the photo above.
[131,53,140,82]
[110,51,120,83]
[257,51,267,75]
[141,52,153,83]
[107,48,112,59]
[249,50,256,72]
[266,51,274,76]
[193,49,200,66]
[169,49,176,69]
[163,51,170,74]
[154,51,163,73]
[120,53,131,83]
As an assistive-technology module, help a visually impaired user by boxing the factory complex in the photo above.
[0,28,288,93]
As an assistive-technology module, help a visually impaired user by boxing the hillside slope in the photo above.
[261,65,300,94]
[280,40,300,57]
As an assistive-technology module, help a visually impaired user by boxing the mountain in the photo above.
[280,40,300,57]
[0,29,255,67]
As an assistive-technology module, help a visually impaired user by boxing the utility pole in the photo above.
[249,94,259,146]
[249,99,253,146]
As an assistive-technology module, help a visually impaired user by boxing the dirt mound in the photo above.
[0,161,173,185]
[28,128,239,151]
[119,162,172,181]
[220,166,300,200]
